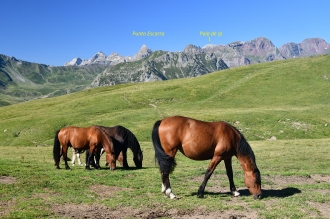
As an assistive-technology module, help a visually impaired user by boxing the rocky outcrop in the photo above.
[131,44,152,61]
[202,37,284,67]
[279,38,330,58]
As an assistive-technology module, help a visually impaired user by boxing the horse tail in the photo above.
[53,130,61,166]
[152,120,176,173]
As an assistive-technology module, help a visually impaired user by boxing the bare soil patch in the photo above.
[0,176,16,184]
[307,202,330,219]
[49,184,259,218]
[51,203,258,219]
[0,200,16,218]
[89,185,132,199]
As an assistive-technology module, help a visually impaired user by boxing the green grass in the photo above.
[0,139,329,218]
[1,55,329,146]
[0,55,330,218]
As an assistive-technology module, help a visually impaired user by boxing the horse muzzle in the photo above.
[253,194,262,200]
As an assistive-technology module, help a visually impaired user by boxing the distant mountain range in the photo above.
[65,37,330,87]
[1,36,330,105]
[64,45,153,66]
[65,37,330,68]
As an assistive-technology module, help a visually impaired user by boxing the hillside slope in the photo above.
[0,54,329,146]
[0,54,107,105]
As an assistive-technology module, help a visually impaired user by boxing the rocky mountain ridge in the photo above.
[64,44,152,66]
[65,37,330,68]
[87,37,330,87]
[279,38,330,58]
[89,48,229,88]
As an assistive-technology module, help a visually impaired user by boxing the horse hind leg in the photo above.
[62,146,71,170]
[224,158,240,197]
[162,172,176,199]
[119,150,129,169]
[75,151,83,166]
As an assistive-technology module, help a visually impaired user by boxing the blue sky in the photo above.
[1,0,330,66]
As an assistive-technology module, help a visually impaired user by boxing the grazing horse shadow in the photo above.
[192,187,301,198]
[96,166,149,171]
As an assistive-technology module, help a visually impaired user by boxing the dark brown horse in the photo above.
[152,116,262,199]
[87,125,143,169]
[53,126,116,170]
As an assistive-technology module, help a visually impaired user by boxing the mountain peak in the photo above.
[64,57,87,66]
[132,44,152,60]
[183,44,203,54]
[93,51,106,58]
[280,37,330,58]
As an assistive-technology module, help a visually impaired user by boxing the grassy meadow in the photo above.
[0,54,330,218]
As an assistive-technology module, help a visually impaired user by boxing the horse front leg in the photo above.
[85,149,93,170]
[162,172,176,199]
[71,148,76,166]
[224,158,240,197]
[197,156,221,198]
[120,150,129,169]
[94,150,101,169]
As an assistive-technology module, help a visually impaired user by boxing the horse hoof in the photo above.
[197,194,204,198]
[232,191,240,197]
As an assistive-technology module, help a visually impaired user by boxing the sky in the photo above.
[1,0,330,66]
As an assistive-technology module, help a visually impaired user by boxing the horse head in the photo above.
[106,153,116,170]
[244,168,262,199]
[133,149,143,169]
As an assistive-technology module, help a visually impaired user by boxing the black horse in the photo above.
[87,125,143,169]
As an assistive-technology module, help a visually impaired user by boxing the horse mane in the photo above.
[115,125,142,154]
[96,126,115,154]
[230,124,258,171]
[96,125,142,156]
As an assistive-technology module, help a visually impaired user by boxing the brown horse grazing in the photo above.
[87,125,143,169]
[152,116,262,200]
[53,126,116,170]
